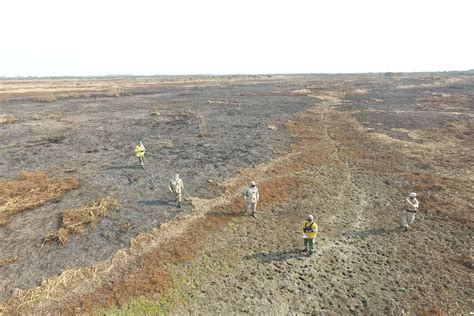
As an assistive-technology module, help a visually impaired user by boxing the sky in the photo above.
[0,0,473,77]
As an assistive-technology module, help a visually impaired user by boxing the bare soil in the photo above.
[0,73,472,315]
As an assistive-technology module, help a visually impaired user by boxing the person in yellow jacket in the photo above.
[302,214,318,256]
[134,141,146,168]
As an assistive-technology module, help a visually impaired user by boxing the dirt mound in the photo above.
[0,172,79,226]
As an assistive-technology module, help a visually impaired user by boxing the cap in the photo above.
[409,192,417,198]
[250,181,256,186]
[307,214,313,220]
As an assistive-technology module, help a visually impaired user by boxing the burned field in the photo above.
[0,73,472,314]
[0,76,314,301]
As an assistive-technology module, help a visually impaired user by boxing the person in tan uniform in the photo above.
[243,181,259,217]
[169,174,184,208]
[401,192,419,231]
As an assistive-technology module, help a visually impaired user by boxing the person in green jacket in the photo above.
[302,214,318,256]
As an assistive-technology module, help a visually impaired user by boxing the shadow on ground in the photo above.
[138,200,173,206]
[107,165,143,170]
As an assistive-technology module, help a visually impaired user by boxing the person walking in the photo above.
[243,181,259,217]
[169,174,184,208]
[302,214,318,256]
[134,141,146,168]
[401,192,419,231]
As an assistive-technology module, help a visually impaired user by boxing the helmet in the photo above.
[250,181,256,187]
[175,174,179,179]
[409,192,417,198]
[307,214,313,220]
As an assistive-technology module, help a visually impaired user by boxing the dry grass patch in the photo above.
[207,99,231,105]
[0,256,19,267]
[44,133,67,144]
[34,93,57,103]
[0,172,80,226]
[259,176,302,209]
[353,88,368,94]
[48,112,63,121]
[0,115,17,124]
[411,173,474,224]
[56,211,227,313]
[421,94,471,111]
[292,88,311,95]
[45,197,120,245]
[105,88,131,97]
[267,124,278,131]
[159,139,174,149]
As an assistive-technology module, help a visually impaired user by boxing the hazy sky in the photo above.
[0,0,472,77]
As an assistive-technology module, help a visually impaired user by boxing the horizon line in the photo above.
[1,69,473,80]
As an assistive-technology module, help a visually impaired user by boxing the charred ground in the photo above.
[0,73,472,314]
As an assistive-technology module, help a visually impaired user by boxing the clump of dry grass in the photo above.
[353,88,368,94]
[105,88,131,97]
[44,133,66,144]
[207,99,231,105]
[292,88,311,95]
[159,139,174,149]
[0,115,17,124]
[48,112,63,121]
[177,111,193,119]
[30,112,42,121]
[0,172,80,226]
[150,110,161,117]
[34,93,57,103]
[44,197,120,245]
[267,124,278,131]
[0,256,19,267]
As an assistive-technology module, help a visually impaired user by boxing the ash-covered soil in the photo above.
[0,73,472,314]
[0,78,314,300]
